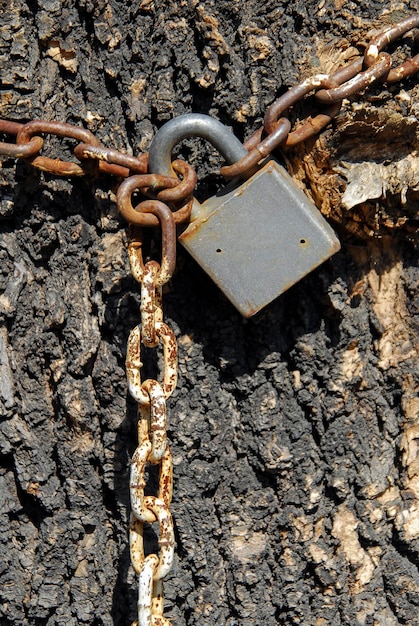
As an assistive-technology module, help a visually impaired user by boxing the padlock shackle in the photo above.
[148,113,248,177]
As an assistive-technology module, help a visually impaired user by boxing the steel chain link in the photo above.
[0,14,418,626]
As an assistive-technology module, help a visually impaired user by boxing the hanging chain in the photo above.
[0,13,418,626]
[125,202,177,626]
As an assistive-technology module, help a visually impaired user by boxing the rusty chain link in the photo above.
[1,13,418,626]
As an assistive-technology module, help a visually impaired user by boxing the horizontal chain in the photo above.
[0,119,196,226]
[1,14,417,212]
[116,161,197,227]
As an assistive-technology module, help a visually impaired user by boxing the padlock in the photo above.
[149,114,340,317]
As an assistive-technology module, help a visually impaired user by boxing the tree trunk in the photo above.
[1,1,418,625]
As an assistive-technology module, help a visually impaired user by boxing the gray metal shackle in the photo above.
[148,113,248,177]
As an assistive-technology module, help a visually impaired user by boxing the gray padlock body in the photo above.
[179,159,340,317]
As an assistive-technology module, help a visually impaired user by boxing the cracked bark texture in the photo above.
[1,1,418,625]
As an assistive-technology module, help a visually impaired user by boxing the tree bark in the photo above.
[1,1,418,625]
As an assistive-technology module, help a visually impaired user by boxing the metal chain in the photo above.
[0,13,418,626]
[1,15,418,206]
[125,206,177,626]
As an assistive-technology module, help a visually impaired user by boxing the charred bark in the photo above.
[0,1,418,625]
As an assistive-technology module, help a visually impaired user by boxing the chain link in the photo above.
[1,13,418,626]
[116,165,197,227]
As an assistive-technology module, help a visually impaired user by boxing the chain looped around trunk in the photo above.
[1,14,418,214]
